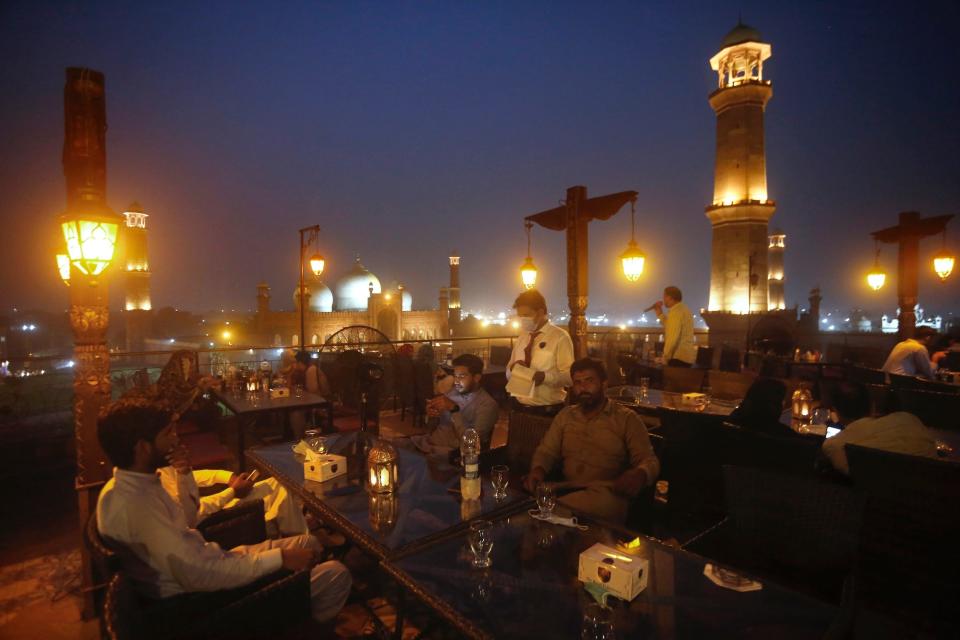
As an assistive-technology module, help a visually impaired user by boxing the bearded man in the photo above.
[522,358,660,524]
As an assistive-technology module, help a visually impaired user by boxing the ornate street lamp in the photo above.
[620,200,645,282]
[56,254,72,286]
[298,225,325,348]
[933,231,955,281]
[866,244,886,291]
[519,220,538,289]
[60,201,121,277]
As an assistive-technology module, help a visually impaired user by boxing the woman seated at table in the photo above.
[728,378,803,439]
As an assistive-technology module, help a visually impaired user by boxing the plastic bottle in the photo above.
[461,428,480,480]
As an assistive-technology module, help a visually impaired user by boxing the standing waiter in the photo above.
[505,289,574,416]
[652,286,697,367]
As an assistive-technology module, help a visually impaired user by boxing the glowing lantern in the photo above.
[60,205,121,276]
[791,385,813,425]
[309,253,325,277]
[367,440,398,494]
[933,252,954,281]
[520,220,538,289]
[866,245,886,291]
[56,254,71,286]
[620,200,645,282]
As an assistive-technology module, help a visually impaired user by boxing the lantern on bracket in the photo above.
[519,220,538,290]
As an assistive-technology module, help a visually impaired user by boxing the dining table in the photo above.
[381,504,841,640]
[606,385,741,419]
[213,387,332,471]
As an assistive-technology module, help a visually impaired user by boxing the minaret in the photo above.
[705,22,775,314]
[448,252,461,327]
[767,229,785,310]
[123,202,151,311]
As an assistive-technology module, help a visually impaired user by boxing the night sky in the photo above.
[3,0,959,319]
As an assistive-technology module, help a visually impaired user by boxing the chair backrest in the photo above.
[392,355,416,404]
[505,410,555,473]
[662,366,705,393]
[845,444,960,633]
[717,423,820,475]
[892,388,960,430]
[847,365,886,385]
[721,465,865,576]
[705,370,754,401]
[865,383,893,416]
[889,372,958,394]
[489,345,512,367]
[103,573,140,640]
[694,346,714,369]
[718,347,741,372]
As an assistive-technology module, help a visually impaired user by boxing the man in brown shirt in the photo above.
[523,358,660,523]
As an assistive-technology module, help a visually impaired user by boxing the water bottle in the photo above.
[461,428,480,480]
[460,428,481,500]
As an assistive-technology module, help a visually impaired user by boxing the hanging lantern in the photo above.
[59,203,122,277]
[520,220,538,289]
[866,244,886,291]
[933,231,955,281]
[368,492,398,534]
[367,440,398,494]
[620,200,645,282]
[56,254,71,286]
[791,385,813,425]
[309,253,325,277]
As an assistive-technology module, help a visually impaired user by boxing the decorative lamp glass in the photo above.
[791,386,813,425]
[59,204,121,277]
[368,492,398,534]
[367,440,398,494]
[620,240,646,282]
[56,254,71,286]
[866,270,886,291]
[520,256,538,290]
[933,250,955,281]
[309,253,325,277]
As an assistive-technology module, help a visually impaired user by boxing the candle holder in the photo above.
[367,440,398,494]
[791,385,813,427]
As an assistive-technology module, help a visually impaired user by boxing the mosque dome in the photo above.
[335,257,382,311]
[293,279,333,312]
[720,22,763,48]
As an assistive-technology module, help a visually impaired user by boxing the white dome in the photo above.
[293,279,333,312]
[335,257,381,311]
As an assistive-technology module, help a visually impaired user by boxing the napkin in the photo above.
[292,440,310,456]
[583,582,614,608]
[528,510,589,530]
[703,564,763,592]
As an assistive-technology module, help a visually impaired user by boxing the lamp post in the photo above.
[524,185,638,359]
[298,225,325,348]
[870,211,954,340]
[58,67,124,619]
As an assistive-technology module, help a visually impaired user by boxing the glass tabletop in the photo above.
[248,432,532,559]
[607,386,739,417]
[214,387,329,415]
[385,507,838,639]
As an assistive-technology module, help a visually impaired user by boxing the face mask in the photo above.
[519,317,537,333]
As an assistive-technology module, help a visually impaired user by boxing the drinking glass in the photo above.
[581,603,615,640]
[535,482,556,518]
[468,520,494,568]
[811,407,831,426]
[701,385,712,408]
[294,384,304,399]
[304,429,327,454]
[639,377,650,402]
[490,465,509,499]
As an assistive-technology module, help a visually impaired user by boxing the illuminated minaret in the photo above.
[705,22,775,314]
[767,229,785,310]
[123,202,151,311]
[448,252,461,326]
[123,202,152,351]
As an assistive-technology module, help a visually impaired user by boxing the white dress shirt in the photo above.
[97,468,283,598]
[882,339,936,380]
[657,301,697,364]
[506,321,574,406]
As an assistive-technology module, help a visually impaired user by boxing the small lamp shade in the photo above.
[56,254,71,286]
[60,212,120,277]
[520,257,538,290]
[367,440,398,494]
[309,253,325,277]
[791,386,813,425]
[866,269,886,291]
[620,240,646,282]
[933,251,955,281]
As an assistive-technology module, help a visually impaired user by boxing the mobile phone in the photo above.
[246,469,260,482]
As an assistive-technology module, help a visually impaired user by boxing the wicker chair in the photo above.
[684,465,865,603]
[892,388,960,430]
[92,500,312,640]
[846,365,886,385]
[661,366,705,393]
[845,444,960,635]
[888,372,959,394]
